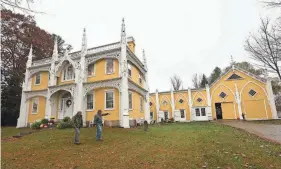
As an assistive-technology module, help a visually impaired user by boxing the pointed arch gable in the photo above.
[160,95,171,105]
[192,91,207,102]
[240,81,269,101]
[211,84,235,101]
[55,57,78,77]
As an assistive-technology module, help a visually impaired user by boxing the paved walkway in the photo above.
[219,120,281,144]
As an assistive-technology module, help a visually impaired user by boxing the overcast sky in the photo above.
[29,0,279,92]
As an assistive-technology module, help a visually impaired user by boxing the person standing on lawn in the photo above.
[72,111,83,145]
[94,110,110,141]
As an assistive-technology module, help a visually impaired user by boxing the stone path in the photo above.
[219,120,281,144]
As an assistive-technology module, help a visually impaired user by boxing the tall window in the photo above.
[180,109,185,118]
[195,108,200,116]
[105,90,114,109]
[128,63,132,77]
[129,92,133,110]
[87,93,94,110]
[150,112,153,120]
[106,59,114,74]
[201,108,206,116]
[32,98,38,114]
[139,74,142,84]
[140,96,143,112]
[164,111,168,120]
[63,65,74,81]
[88,63,95,76]
[35,73,40,85]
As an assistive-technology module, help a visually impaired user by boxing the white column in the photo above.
[266,80,278,119]
[188,88,193,121]
[49,36,58,86]
[45,89,51,119]
[155,89,160,122]
[17,87,28,128]
[235,84,243,119]
[170,88,175,118]
[143,50,150,123]
[120,18,130,128]
[206,84,212,120]
[17,46,32,128]
[74,28,87,126]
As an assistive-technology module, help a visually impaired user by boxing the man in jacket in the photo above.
[94,110,110,141]
[73,111,83,144]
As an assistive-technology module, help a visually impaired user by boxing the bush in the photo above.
[31,121,41,129]
[62,116,71,122]
[169,118,174,123]
[56,121,73,129]
[41,118,48,124]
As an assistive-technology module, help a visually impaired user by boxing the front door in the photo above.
[59,98,73,119]
[215,103,222,119]
[164,111,169,120]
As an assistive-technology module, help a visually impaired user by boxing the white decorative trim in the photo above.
[192,91,207,102]
[83,78,121,96]
[239,81,269,101]
[49,83,76,97]
[160,96,171,105]
[128,80,148,100]
[104,89,115,110]
[29,66,50,79]
[211,84,236,101]
[25,90,47,101]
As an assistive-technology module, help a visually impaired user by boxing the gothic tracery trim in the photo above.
[83,78,121,96]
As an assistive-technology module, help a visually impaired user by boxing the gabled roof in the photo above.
[210,65,266,88]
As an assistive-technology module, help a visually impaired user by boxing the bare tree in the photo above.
[192,73,202,88]
[1,0,44,14]
[170,75,183,91]
[263,0,281,8]
[245,18,281,80]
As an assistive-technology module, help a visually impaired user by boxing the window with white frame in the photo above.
[86,93,94,110]
[195,108,200,116]
[128,63,132,77]
[106,59,114,74]
[201,108,206,116]
[63,65,75,81]
[35,73,40,85]
[140,96,143,112]
[88,63,95,76]
[32,98,38,114]
[105,90,114,109]
[129,92,133,110]
[195,108,206,116]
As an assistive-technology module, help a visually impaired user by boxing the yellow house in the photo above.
[149,66,278,122]
[17,19,149,128]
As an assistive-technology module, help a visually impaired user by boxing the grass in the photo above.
[1,127,33,138]
[247,119,281,125]
[2,122,281,169]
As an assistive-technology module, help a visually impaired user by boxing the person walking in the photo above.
[72,111,83,145]
[94,110,110,141]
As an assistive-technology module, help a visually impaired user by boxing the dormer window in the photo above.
[63,65,75,81]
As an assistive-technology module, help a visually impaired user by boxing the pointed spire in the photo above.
[26,45,33,68]
[81,28,87,56]
[52,36,58,61]
[121,18,126,44]
[142,49,147,70]
[230,55,234,65]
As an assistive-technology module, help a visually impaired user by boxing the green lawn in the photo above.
[248,119,281,125]
[2,122,281,169]
[1,127,33,138]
